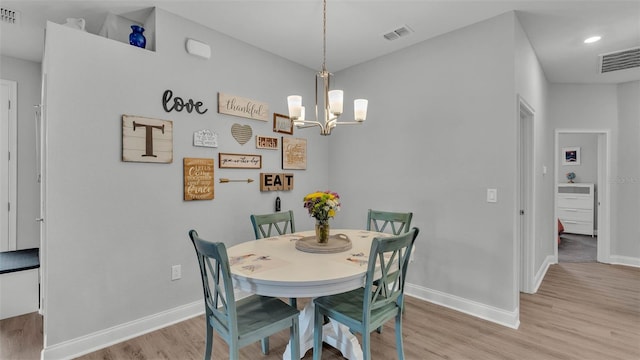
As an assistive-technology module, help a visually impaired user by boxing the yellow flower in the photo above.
[304,192,324,201]
[303,190,341,221]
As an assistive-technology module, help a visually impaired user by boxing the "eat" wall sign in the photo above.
[260,173,293,192]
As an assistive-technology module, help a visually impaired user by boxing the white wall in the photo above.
[514,13,553,290]
[41,9,325,351]
[39,4,638,357]
[614,81,640,258]
[549,81,640,262]
[330,12,520,321]
[0,55,40,250]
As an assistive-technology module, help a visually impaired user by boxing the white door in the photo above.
[0,79,17,252]
[518,97,535,293]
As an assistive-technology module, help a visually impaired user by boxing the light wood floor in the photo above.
[2,262,638,359]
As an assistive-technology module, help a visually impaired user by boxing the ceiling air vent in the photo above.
[0,7,20,25]
[599,47,640,73]
[383,25,413,41]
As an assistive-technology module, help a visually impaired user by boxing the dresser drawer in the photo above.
[560,220,593,236]
[558,208,593,222]
[558,196,593,209]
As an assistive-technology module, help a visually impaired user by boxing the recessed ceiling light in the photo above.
[584,36,602,44]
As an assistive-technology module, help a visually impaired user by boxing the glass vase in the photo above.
[315,221,330,244]
[129,25,146,49]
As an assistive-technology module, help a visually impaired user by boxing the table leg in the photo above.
[322,318,364,360]
[283,300,363,360]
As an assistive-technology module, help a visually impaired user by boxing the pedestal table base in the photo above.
[283,300,363,360]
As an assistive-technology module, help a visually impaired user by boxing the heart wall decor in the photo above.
[231,123,252,145]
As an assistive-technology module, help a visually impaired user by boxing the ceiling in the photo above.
[1,1,639,84]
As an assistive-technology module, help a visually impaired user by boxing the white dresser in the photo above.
[557,183,595,236]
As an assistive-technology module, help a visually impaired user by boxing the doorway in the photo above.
[0,79,18,252]
[555,130,610,264]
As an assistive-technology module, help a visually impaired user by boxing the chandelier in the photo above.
[287,0,368,136]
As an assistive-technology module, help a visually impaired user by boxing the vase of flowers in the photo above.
[303,190,340,244]
[566,172,576,183]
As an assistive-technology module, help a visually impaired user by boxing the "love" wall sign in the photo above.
[162,90,208,114]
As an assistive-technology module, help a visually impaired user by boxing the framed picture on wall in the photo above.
[219,153,262,169]
[256,135,279,150]
[282,137,307,170]
[273,113,293,135]
[561,147,581,165]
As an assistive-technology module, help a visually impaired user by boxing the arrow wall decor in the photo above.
[219,178,254,183]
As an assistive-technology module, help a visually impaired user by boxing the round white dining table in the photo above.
[227,229,391,360]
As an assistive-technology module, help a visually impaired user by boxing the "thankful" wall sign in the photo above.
[218,92,269,121]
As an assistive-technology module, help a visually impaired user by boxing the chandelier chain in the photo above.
[322,0,327,72]
[286,0,368,135]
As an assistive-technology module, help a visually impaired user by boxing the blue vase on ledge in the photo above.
[129,25,146,49]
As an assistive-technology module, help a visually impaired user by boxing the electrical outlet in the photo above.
[171,265,181,281]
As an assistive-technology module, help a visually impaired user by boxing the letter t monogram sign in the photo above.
[122,115,173,163]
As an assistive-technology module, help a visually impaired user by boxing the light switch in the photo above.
[171,265,182,281]
[487,188,497,203]
[543,165,548,175]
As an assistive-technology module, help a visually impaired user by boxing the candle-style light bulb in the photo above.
[354,99,368,121]
[287,95,302,120]
[328,90,343,116]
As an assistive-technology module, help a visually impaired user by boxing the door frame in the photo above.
[0,79,18,251]
[554,129,611,263]
[517,96,535,294]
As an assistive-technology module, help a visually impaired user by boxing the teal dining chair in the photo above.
[250,210,296,239]
[188,230,300,360]
[367,209,413,333]
[250,210,298,308]
[312,228,419,360]
[367,209,413,235]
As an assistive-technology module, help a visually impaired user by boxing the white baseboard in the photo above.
[405,283,520,329]
[532,255,555,293]
[41,300,204,360]
[608,255,640,268]
[40,285,528,359]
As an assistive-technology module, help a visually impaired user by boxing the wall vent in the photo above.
[599,47,640,73]
[383,25,413,41]
[0,7,20,25]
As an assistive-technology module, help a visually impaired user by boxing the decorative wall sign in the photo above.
[193,129,218,148]
[256,135,279,150]
[260,173,294,191]
[273,113,293,135]
[162,90,208,114]
[183,158,214,201]
[219,153,262,169]
[231,123,253,145]
[282,137,307,170]
[122,115,173,163]
[218,92,269,121]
